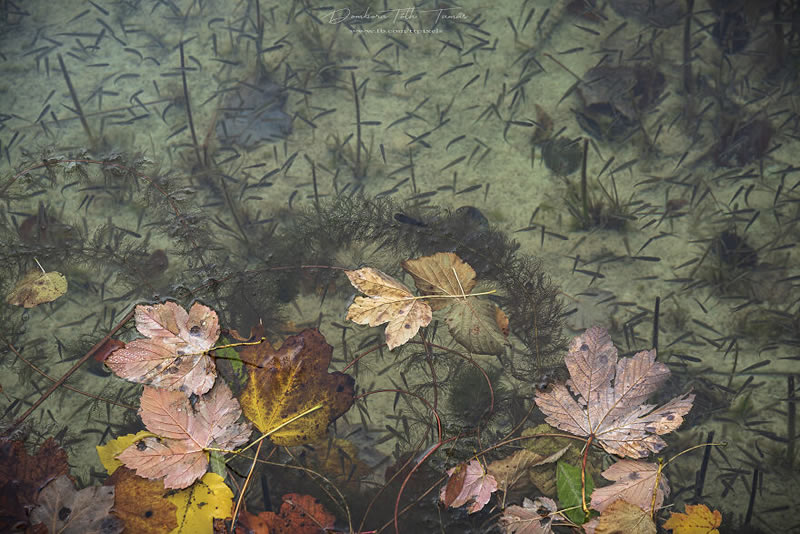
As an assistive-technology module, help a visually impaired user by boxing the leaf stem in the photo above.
[220,403,324,456]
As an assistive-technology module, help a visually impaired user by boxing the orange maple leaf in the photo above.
[534,326,694,458]
[662,503,722,534]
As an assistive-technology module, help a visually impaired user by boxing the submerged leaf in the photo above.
[30,475,122,534]
[105,302,220,396]
[584,499,657,534]
[237,493,336,534]
[239,325,355,446]
[105,467,178,534]
[499,497,560,534]
[6,270,67,308]
[345,267,432,349]
[446,298,508,355]
[401,251,477,310]
[535,326,694,458]
[557,461,593,524]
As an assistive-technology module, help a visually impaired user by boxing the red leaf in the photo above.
[106,301,219,395]
[237,493,336,534]
[440,459,498,514]
[118,381,251,489]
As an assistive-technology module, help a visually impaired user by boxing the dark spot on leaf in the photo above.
[337,384,344,392]
[628,471,640,480]
[666,414,674,420]
[144,510,153,518]
[136,440,147,451]
[190,325,201,335]
[404,323,411,329]
[580,343,589,351]
[58,506,71,521]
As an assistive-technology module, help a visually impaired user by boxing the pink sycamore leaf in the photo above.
[117,381,251,489]
[440,459,498,514]
[589,460,670,514]
[499,497,562,534]
[534,326,694,458]
[105,301,219,396]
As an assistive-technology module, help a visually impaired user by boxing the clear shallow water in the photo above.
[0,1,798,532]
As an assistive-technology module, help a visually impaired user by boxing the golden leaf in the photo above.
[6,270,67,308]
[96,430,155,475]
[239,325,355,446]
[588,500,657,534]
[344,267,432,350]
[401,251,476,310]
[105,467,178,534]
[662,503,722,534]
[167,472,233,534]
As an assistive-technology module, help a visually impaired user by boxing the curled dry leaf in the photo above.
[105,301,219,396]
[662,503,722,534]
[6,270,67,308]
[117,381,251,489]
[589,460,669,514]
[583,499,656,534]
[239,325,355,446]
[440,459,498,514]
[499,496,560,534]
[30,475,122,534]
[535,326,694,458]
[345,267,432,350]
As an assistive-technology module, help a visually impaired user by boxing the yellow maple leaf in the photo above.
[168,472,233,534]
[663,503,722,534]
[238,325,355,446]
[96,431,155,475]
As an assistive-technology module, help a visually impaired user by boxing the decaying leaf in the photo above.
[97,430,154,475]
[440,459,498,514]
[239,325,355,446]
[499,496,560,534]
[446,298,508,355]
[30,475,122,534]
[488,446,569,493]
[662,503,722,534]
[237,493,336,534]
[589,460,669,514]
[168,473,234,534]
[401,251,477,311]
[0,437,71,531]
[105,301,220,396]
[535,326,694,458]
[117,381,251,489]
[6,269,67,308]
[345,267,432,350]
[583,499,657,534]
[105,467,178,534]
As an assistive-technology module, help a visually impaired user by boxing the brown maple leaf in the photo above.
[440,459,498,514]
[105,301,219,396]
[117,381,251,489]
[534,326,694,458]
[499,497,562,534]
[237,493,336,534]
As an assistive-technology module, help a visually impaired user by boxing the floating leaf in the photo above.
[117,381,251,489]
[488,446,569,493]
[535,326,694,458]
[168,472,233,534]
[440,459,498,514]
[237,493,336,534]
[105,301,220,396]
[30,475,122,534]
[6,270,67,308]
[590,460,669,514]
[583,499,657,534]
[662,503,722,534]
[0,438,70,531]
[446,298,508,355]
[499,497,560,534]
[557,461,593,524]
[401,251,477,311]
[105,467,178,534]
[239,325,355,446]
[96,430,154,475]
[345,267,432,349]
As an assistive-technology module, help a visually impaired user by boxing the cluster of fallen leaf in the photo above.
[5,255,725,533]
[439,326,722,534]
[3,300,355,533]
